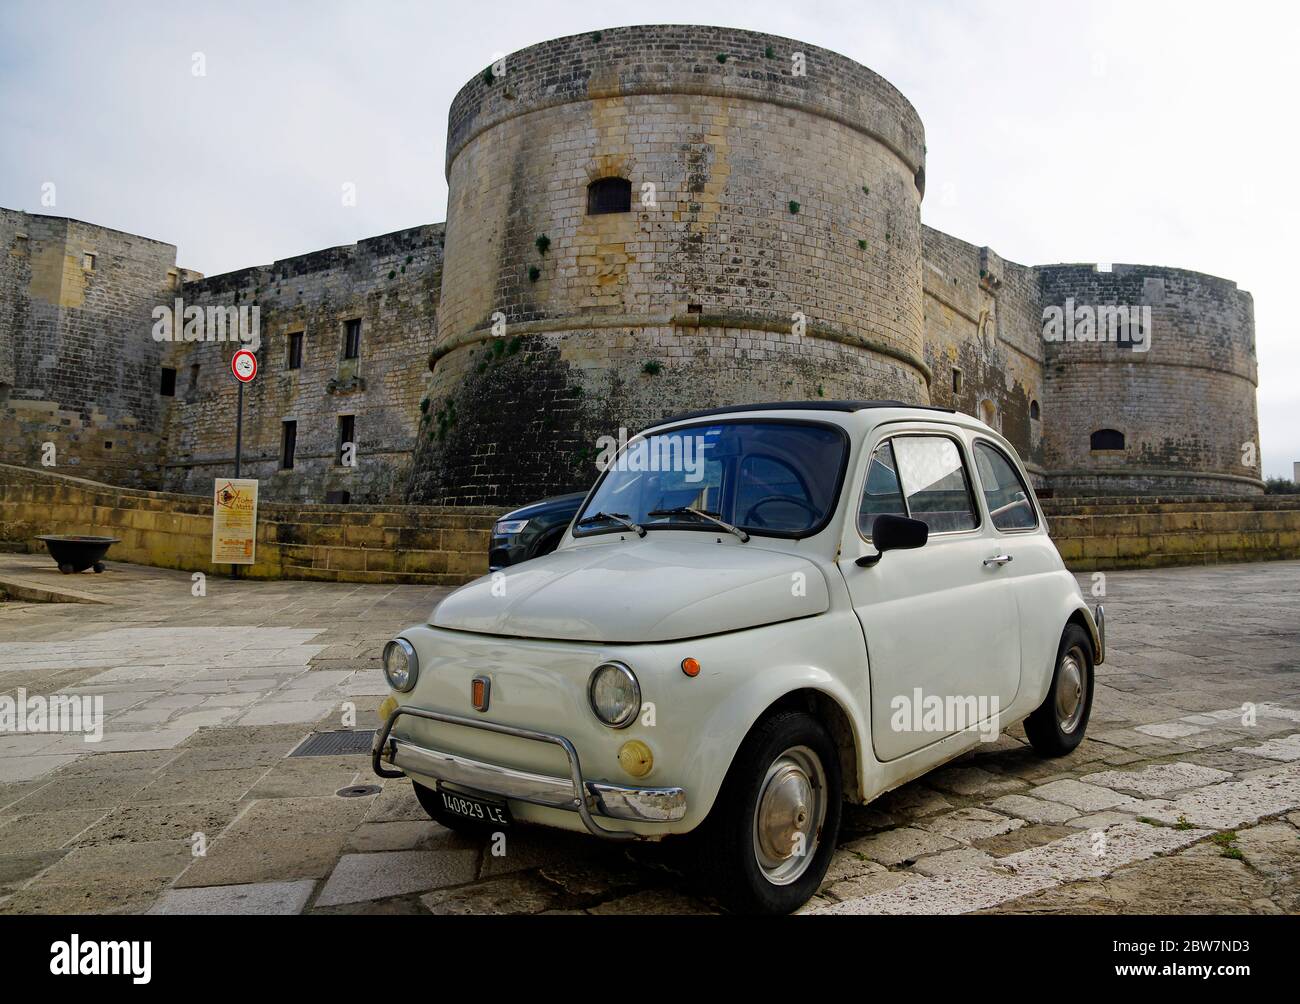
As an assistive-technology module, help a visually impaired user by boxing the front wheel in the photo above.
[699,710,842,914]
[1024,623,1094,757]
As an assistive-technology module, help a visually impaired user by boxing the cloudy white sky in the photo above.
[2,0,1296,476]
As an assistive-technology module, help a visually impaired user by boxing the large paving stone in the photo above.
[128,766,268,805]
[924,808,1024,843]
[1028,779,1138,812]
[315,849,481,906]
[987,794,1077,824]
[1080,762,1233,797]
[0,809,107,853]
[72,800,242,846]
[421,874,559,915]
[148,879,317,915]
[926,766,1025,798]
[841,827,960,866]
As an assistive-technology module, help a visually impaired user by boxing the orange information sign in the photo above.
[212,478,258,564]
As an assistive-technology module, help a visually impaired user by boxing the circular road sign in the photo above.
[231,348,257,383]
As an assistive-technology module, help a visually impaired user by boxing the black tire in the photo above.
[92,562,105,573]
[1025,623,1094,757]
[411,781,501,837]
[698,710,842,915]
[58,564,73,575]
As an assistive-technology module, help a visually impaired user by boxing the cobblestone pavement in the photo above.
[1,554,1298,915]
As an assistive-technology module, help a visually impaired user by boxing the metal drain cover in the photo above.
[289,730,376,757]
[337,784,381,798]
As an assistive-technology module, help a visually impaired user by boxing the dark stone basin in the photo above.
[36,535,120,574]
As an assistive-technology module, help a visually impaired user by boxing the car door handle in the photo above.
[983,554,1013,566]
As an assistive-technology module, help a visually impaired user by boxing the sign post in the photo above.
[222,349,259,575]
[231,348,257,477]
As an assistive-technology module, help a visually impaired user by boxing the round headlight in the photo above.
[588,662,641,729]
[383,638,418,693]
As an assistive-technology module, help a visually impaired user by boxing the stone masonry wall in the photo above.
[159,225,444,504]
[0,462,496,586]
[409,25,930,505]
[0,209,180,488]
[1037,264,1261,495]
[922,227,1046,477]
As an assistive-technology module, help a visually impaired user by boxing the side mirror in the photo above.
[856,514,929,567]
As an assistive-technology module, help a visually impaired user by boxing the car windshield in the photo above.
[576,421,847,538]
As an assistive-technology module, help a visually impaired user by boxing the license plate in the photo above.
[437,786,512,827]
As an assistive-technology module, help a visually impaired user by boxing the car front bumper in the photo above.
[372,705,687,841]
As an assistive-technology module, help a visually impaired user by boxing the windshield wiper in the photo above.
[575,511,646,537]
[648,506,750,542]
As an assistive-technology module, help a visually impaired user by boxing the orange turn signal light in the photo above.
[681,657,701,677]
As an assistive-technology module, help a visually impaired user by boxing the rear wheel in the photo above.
[1025,624,1094,757]
[411,781,502,837]
[699,710,842,914]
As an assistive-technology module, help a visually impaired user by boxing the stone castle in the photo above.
[0,25,1263,508]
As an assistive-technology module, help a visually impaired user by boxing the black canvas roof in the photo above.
[653,400,955,427]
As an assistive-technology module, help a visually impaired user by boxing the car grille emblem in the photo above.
[471,676,490,712]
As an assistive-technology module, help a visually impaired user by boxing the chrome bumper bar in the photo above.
[372,706,686,841]
[1094,603,1106,664]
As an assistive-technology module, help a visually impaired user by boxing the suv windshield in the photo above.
[575,421,848,538]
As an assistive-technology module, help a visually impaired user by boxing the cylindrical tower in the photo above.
[407,25,927,505]
[1037,263,1261,496]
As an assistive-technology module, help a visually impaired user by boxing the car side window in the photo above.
[891,435,979,533]
[857,440,907,537]
[974,442,1038,531]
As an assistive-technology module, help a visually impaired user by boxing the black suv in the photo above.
[488,491,586,570]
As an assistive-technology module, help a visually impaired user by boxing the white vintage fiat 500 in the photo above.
[373,401,1104,913]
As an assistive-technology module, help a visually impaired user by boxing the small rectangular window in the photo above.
[892,435,979,534]
[343,319,361,359]
[82,252,96,270]
[160,367,177,397]
[287,331,303,370]
[324,490,351,504]
[337,414,355,465]
[189,363,200,389]
[281,420,297,470]
[952,368,962,394]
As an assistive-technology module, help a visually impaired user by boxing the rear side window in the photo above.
[857,441,907,537]
[890,436,979,533]
[974,442,1038,531]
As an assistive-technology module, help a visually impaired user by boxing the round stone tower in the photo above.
[407,25,927,505]
[1037,264,1261,496]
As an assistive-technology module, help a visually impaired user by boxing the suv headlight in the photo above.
[383,638,419,692]
[494,519,529,535]
[588,662,641,728]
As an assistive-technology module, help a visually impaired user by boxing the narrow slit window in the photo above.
[287,331,303,370]
[343,319,361,359]
[337,414,355,465]
[160,367,176,397]
[281,420,298,470]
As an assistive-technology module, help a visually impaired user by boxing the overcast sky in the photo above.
[2,0,1296,476]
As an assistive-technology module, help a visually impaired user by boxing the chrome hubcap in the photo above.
[752,745,827,886]
[1056,647,1087,734]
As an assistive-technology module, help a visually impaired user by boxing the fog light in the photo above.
[618,740,654,778]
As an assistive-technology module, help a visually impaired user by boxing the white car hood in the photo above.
[431,536,830,643]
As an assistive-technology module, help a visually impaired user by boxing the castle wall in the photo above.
[409,25,929,505]
[159,225,443,504]
[0,209,178,488]
[1037,264,1261,496]
[921,227,1046,477]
